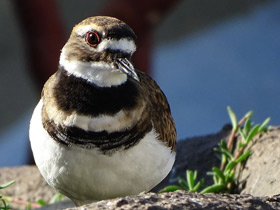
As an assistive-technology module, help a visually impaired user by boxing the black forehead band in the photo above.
[106,25,137,40]
[75,21,136,41]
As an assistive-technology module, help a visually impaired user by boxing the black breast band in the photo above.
[43,119,152,154]
[53,68,139,116]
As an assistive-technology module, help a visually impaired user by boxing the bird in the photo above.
[29,16,176,206]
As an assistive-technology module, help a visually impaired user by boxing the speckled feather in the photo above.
[137,71,177,151]
[41,68,176,152]
[30,16,176,205]
[40,16,176,152]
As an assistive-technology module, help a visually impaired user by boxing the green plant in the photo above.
[1,184,63,209]
[26,193,63,210]
[37,192,63,207]
[159,170,204,193]
[0,180,15,210]
[160,107,270,194]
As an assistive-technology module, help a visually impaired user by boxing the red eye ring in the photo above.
[85,31,101,47]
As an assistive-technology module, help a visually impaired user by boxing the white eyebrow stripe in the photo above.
[97,38,136,54]
[75,25,136,54]
[75,25,103,37]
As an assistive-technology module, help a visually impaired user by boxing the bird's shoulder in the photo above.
[137,71,176,151]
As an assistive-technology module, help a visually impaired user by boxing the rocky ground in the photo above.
[67,192,280,210]
[1,125,280,209]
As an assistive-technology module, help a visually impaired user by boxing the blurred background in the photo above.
[0,0,279,166]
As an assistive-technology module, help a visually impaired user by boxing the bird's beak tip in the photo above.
[115,58,139,82]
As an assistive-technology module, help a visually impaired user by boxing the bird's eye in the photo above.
[85,31,100,47]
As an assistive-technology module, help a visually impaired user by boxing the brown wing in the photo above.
[138,71,177,152]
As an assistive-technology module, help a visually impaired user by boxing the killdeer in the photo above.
[29,16,176,206]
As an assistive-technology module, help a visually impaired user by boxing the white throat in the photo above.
[59,49,128,87]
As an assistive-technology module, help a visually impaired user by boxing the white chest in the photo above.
[29,100,175,205]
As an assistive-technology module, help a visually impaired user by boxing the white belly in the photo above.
[29,100,175,205]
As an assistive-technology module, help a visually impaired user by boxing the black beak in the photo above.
[115,58,139,82]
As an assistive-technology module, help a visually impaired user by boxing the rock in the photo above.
[65,191,280,210]
[237,126,280,196]
[1,125,280,209]
[0,166,75,209]
[0,166,56,209]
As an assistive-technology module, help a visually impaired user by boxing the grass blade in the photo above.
[212,167,225,181]
[224,160,236,174]
[246,125,260,144]
[159,185,182,193]
[227,106,237,131]
[0,181,15,190]
[235,150,251,163]
[49,193,63,204]
[187,170,195,190]
[192,179,204,192]
[258,117,270,132]
[201,184,225,193]
[178,178,188,190]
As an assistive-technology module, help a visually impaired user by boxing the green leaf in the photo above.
[214,140,233,163]
[37,199,47,206]
[206,171,214,176]
[235,150,251,163]
[224,160,236,174]
[213,147,219,153]
[193,170,198,181]
[178,178,188,190]
[246,124,260,144]
[49,193,63,204]
[0,181,15,190]
[0,199,7,210]
[217,140,233,160]
[258,117,270,132]
[220,154,227,169]
[243,118,252,136]
[220,148,233,160]
[212,167,225,181]
[244,110,253,120]
[227,106,237,131]
[213,173,219,185]
[201,184,225,193]
[238,129,246,143]
[187,170,195,190]
[159,185,182,193]
[225,170,235,183]
[229,170,235,179]
[26,202,31,210]
[237,141,244,150]
[219,140,228,150]
[191,179,204,192]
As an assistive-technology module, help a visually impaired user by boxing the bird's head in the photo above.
[59,16,139,87]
